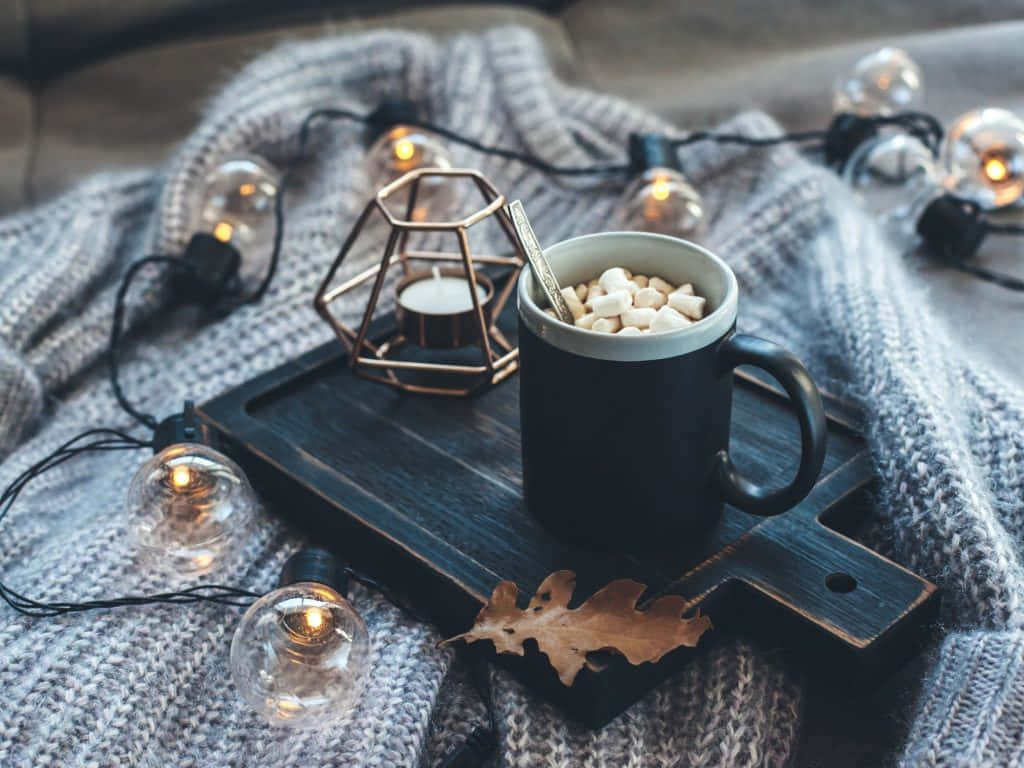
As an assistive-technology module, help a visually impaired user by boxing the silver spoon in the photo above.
[507,200,575,324]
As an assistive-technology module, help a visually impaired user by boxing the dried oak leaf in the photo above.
[442,570,712,686]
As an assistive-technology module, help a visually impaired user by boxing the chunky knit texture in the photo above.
[1,27,1023,768]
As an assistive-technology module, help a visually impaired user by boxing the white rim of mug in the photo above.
[517,231,739,362]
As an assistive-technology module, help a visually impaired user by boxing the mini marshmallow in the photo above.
[633,286,667,309]
[575,312,597,330]
[622,280,640,296]
[617,326,643,336]
[592,316,622,333]
[650,306,693,333]
[591,289,632,318]
[621,307,657,328]
[632,275,649,288]
[622,268,633,279]
[585,284,605,305]
[561,286,586,320]
[675,283,695,296]
[544,309,557,318]
[667,292,706,320]
[598,267,631,294]
[574,283,588,301]
[649,276,675,295]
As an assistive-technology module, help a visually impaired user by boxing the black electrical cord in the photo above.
[0,429,150,528]
[108,254,191,430]
[54,132,447,617]
[48,101,1016,622]
[974,203,1024,293]
[342,566,431,624]
[0,426,263,618]
[437,649,498,768]
[261,107,952,301]
[253,107,359,312]
[469,650,497,736]
[391,115,631,177]
[671,126,828,150]
[264,105,928,307]
[668,111,943,158]
[952,259,1024,292]
[0,427,431,619]
[936,196,1024,293]
[874,110,945,157]
[985,220,1024,236]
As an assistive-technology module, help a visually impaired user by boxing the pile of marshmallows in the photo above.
[545,267,707,335]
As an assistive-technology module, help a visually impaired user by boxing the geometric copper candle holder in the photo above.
[313,167,525,396]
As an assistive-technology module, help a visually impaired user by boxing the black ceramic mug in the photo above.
[516,232,828,555]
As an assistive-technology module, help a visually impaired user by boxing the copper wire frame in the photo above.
[313,167,525,396]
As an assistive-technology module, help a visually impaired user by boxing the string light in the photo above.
[17,95,1022,762]
[128,403,259,577]
[362,99,455,222]
[844,132,940,219]
[942,108,1024,209]
[620,133,704,235]
[198,155,281,283]
[369,125,453,179]
[230,548,371,728]
[284,100,886,242]
[846,132,1024,290]
[833,47,924,117]
[827,50,1023,291]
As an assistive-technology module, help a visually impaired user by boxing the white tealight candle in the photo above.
[397,266,487,315]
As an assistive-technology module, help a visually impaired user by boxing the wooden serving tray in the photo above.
[201,310,937,728]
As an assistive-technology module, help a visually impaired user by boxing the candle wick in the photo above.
[432,265,441,282]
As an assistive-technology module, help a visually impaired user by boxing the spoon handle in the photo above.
[507,200,575,324]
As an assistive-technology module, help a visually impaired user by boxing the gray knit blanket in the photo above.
[2,28,1023,768]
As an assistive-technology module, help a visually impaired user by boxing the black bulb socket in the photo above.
[152,400,222,454]
[824,112,879,169]
[279,548,350,598]
[916,194,988,264]
[366,97,422,142]
[628,133,683,175]
[173,233,242,307]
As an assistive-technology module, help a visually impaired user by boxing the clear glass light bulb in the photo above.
[833,47,923,117]
[941,107,1024,209]
[846,133,943,243]
[620,168,704,235]
[127,443,259,576]
[366,125,454,221]
[230,582,371,728]
[845,133,938,216]
[198,155,281,279]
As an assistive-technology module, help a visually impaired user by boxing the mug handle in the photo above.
[714,333,828,516]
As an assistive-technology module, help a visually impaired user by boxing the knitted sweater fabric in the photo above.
[1,28,1023,768]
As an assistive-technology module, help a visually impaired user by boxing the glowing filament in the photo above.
[238,182,256,196]
[304,607,325,632]
[212,221,235,242]
[393,138,416,162]
[650,178,672,202]
[983,156,1010,184]
[170,466,192,490]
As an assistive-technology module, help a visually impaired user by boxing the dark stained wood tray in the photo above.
[200,308,938,728]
